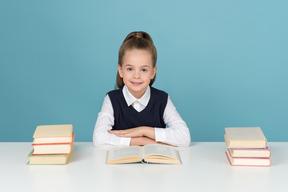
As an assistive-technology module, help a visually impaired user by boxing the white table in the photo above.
[1,142,287,192]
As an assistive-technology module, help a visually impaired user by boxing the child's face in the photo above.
[118,49,157,99]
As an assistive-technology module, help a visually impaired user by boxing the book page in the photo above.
[143,144,177,158]
[107,146,143,161]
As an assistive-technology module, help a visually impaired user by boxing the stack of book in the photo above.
[28,124,74,165]
[224,127,271,167]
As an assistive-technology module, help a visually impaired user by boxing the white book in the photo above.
[224,127,267,148]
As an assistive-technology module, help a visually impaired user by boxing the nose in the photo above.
[133,70,140,78]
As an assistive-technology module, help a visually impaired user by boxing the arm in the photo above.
[108,126,155,139]
[108,126,158,146]
[93,95,131,147]
[107,96,191,146]
[129,137,174,146]
[130,137,158,146]
[109,126,175,146]
[154,96,191,147]
[108,130,173,146]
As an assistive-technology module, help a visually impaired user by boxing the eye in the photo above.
[142,68,148,72]
[127,68,133,71]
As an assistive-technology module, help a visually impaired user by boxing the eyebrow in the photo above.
[123,64,151,68]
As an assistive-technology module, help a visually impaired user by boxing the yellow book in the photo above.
[106,144,181,164]
[33,124,73,144]
[28,150,73,165]
[224,127,267,148]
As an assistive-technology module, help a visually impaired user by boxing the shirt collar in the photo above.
[122,85,151,107]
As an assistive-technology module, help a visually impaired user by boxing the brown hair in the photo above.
[116,31,157,89]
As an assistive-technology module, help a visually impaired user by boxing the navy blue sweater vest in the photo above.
[108,87,168,130]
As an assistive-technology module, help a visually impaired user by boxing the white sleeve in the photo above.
[93,95,131,147]
[154,96,191,147]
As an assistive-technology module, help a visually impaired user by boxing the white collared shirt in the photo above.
[122,85,150,113]
[93,86,191,147]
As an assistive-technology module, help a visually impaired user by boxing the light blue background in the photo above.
[1,0,287,142]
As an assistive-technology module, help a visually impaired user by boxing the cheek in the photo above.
[121,71,131,80]
[119,69,125,78]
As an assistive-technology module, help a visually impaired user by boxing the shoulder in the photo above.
[150,87,168,102]
[106,89,125,108]
[150,87,168,97]
[107,89,122,97]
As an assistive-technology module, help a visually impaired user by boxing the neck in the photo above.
[124,86,148,100]
[130,90,146,99]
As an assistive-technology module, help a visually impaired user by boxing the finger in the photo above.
[117,131,128,136]
[108,130,115,134]
[108,130,121,135]
[108,130,128,136]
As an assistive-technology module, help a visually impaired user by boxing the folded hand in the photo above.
[108,127,148,138]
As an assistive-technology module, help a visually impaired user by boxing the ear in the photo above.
[151,66,157,79]
[118,64,123,78]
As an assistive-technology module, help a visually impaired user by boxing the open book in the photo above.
[106,144,181,164]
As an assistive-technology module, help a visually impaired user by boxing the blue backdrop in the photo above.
[1,0,287,142]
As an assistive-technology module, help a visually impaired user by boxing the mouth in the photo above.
[131,81,143,86]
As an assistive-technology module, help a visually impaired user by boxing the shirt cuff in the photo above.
[119,137,131,146]
[155,128,166,142]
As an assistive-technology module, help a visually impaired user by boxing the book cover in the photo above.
[32,132,75,155]
[33,124,73,144]
[225,151,271,167]
[228,147,271,158]
[225,127,267,148]
[28,150,72,165]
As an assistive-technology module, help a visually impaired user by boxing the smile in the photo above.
[131,82,143,86]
